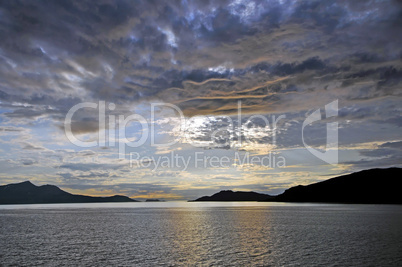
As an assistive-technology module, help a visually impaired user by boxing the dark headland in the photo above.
[192,168,402,204]
[0,181,138,204]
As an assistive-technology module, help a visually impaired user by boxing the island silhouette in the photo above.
[190,190,273,201]
[0,181,138,204]
[145,199,165,202]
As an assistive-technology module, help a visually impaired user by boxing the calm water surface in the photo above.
[1,202,402,266]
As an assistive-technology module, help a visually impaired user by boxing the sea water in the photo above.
[1,202,402,266]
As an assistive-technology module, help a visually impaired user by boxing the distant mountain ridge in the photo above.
[0,181,138,204]
[192,190,274,201]
[2,168,401,204]
[192,168,402,204]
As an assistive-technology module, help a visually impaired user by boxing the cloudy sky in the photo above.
[0,0,401,200]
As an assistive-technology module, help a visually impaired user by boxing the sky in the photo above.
[0,0,401,200]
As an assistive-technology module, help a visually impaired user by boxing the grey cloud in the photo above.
[58,171,111,182]
[4,158,38,166]
[21,158,38,166]
[358,141,402,159]
[373,117,402,128]
[77,150,97,157]
[0,126,24,132]
[342,141,402,170]
[380,141,402,149]
[58,162,124,172]
[0,0,400,161]
[343,156,402,170]
[0,0,400,122]
[22,142,45,151]
[211,176,241,181]
[359,149,394,158]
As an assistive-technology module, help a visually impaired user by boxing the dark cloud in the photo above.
[342,140,402,170]
[343,156,402,170]
[20,158,38,166]
[380,141,402,149]
[59,162,124,172]
[0,126,24,132]
[22,142,45,151]
[0,0,400,122]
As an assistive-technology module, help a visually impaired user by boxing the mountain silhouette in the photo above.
[192,190,274,201]
[0,181,138,204]
[145,199,164,202]
[270,167,402,204]
[192,168,402,204]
